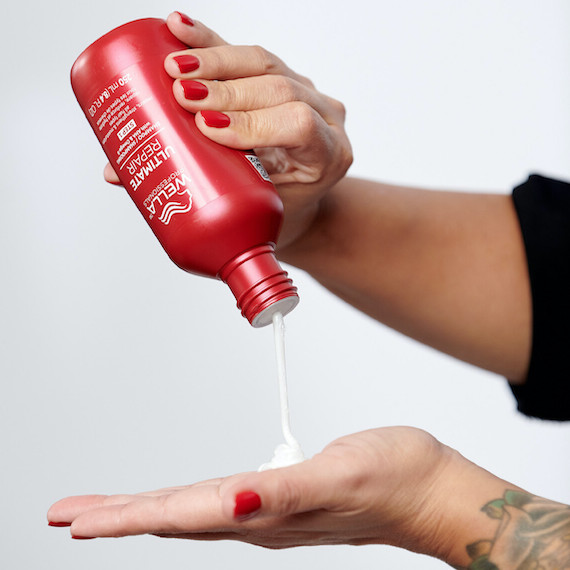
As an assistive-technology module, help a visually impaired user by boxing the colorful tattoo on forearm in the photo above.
[466,490,570,569]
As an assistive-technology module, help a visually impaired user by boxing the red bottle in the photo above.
[71,18,298,327]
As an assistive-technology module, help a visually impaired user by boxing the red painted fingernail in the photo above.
[234,491,261,520]
[201,110,231,128]
[173,54,200,74]
[71,535,95,540]
[181,80,209,100]
[48,521,71,527]
[176,11,195,26]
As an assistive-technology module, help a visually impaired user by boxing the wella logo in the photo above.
[144,172,193,225]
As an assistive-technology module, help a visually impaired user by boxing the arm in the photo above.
[142,14,531,384]
[102,15,532,381]
[47,426,570,569]
[278,177,532,383]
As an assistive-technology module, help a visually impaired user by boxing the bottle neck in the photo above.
[219,244,299,327]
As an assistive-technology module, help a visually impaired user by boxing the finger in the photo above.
[165,11,228,48]
[195,101,330,153]
[131,478,224,499]
[164,44,309,87]
[103,162,121,185]
[48,495,118,525]
[70,485,230,538]
[172,75,342,125]
[47,477,224,523]
[48,479,226,524]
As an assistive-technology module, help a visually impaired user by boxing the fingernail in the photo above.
[173,54,200,74]
[234,491,261,520]
[71,535,95,540]
[48,521,71,527]
[201,110,231,128]
[181,80,208,100]
[176,11,195,26]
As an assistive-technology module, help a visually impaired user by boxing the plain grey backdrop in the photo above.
[1,0,569,568]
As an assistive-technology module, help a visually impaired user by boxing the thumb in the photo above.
[222,454,337,522]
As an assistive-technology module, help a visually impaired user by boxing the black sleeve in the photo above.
[510,174,570,421]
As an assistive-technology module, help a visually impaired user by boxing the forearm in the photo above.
[279,176,532,382]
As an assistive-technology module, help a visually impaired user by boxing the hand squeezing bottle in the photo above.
[70,18,299,326]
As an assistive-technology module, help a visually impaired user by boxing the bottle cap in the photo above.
[219,244,299,327]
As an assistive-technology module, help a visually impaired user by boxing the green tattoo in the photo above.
[466,490,570,569]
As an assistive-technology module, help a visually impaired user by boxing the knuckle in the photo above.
[102,494,126,506]
[321,442,370,492]
[217,79,239,106]
[272,75,299,103]
[297,72,316,89]
[291,101,320,137]
[330,97,347,121]
[320,92,348,123]
[208,47,231,77]
[339,137,354,173]
[241,110,258,136]
[273,477,302,515]
[161,493,177,529]
[251,44,280,74]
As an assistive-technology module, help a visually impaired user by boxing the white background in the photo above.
[1,1,569,568]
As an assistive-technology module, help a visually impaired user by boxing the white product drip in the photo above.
[258,312,305,471]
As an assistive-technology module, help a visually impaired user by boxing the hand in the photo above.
[104,11,352,249]
[47,426,499,565]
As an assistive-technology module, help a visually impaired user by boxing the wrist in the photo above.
[276,201,321,256]
[415,447,525,568]
[276,177,351,270]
